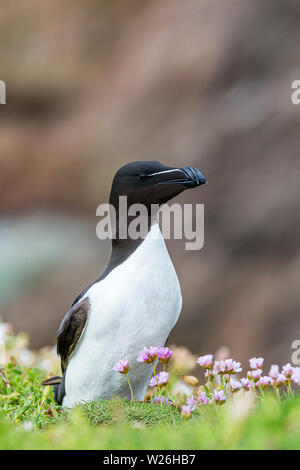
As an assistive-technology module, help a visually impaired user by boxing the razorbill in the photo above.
[41,161,207,407]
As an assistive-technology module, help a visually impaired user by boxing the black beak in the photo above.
[146,166,207,188]
[179,167,207,188]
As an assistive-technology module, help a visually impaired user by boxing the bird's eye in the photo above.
[137,174,148,181]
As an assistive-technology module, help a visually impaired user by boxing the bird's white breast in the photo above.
[63,223,182,407]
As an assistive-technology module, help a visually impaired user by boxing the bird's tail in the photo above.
[40,376,62,386]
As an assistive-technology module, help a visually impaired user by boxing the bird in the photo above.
[41,161,207,407]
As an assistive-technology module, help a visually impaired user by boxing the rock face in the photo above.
[1,1,300,365]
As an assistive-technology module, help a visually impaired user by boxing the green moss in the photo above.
[82,397,184,426]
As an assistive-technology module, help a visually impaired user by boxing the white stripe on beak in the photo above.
[147,169,184,177]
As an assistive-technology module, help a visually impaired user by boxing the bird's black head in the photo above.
[109,161,207,209]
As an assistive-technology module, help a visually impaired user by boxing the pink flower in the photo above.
[149,377,156,387]
[213,359,242,375]
[269,364,280,380]
[230,379,242,393]
[258,376,272,389]
[181,405,192,418]
[199,391,210,405]
[149,371,169,387]
[249,357,264,370]
[113,359,130,374]
[157,347,172,364]
[213,361,226,375]
[275,374,286,388]
[213,389,226,405]
[197,354,214,369]
[137,346,158,364]
[231,360,242,374]
[225,359,235,372]
[292,368,300,386]
[153,395,169,406]
[241,378,250,390]
[186,395,200,411]
[248,369,262,382]
[282,363,294,379]
[187,392,209,410]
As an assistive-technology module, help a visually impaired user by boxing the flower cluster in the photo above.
[186,392,209,410]
[180,354,300,418]
[157,347,173,364]
[247,369,262,382]
[113,348,300,415]
[229,379,242,393]
[293,368,300,386]
[237,358,300,393]
[181,391,211,416]
[137,347,158,364]
[243,359,300,390]
[214,389,226,405]
[269,364,279,380]
[113,346,173,403]
[249,357,264,370]
[258,376,272,389]
[212,359,242,375]
[149,371,169,387]
[181,405,192,419]
[153,395,169,406]
[241,377,250,390]
[197,354,213,369]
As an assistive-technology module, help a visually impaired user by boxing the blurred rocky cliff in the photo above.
[0,0,300,366]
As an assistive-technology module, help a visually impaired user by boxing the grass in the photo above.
[82,398,184,426]
[1,361,300,449]
[0,362,63,428]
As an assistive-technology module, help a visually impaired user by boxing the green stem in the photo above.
[287,382,293,397]
[252,381,257,397]
[126,373,134,401]
[220,375,228,399]
[273,385,280,399]
[208,375,215,394]
[220,375,224,389]
[152,363,161,395]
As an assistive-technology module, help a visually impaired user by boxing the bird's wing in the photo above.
[57,297,91,372]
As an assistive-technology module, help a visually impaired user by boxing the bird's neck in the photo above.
[110,213,157,264]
